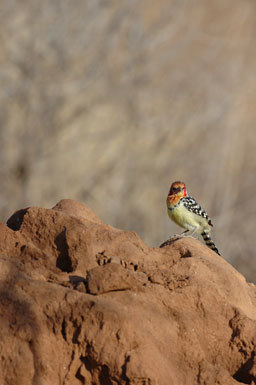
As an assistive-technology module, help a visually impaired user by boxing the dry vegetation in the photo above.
[0,0,256,280]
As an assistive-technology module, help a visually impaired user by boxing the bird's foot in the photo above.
[160,234,183,248]
[168,234,181,241]
[160,232,198,248]
[169,232,198,240]
[181,235,198,239]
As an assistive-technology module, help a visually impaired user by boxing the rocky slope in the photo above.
[0,199,256,385]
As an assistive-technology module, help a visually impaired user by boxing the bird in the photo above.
[166,181,220,255]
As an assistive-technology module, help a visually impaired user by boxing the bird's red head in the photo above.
[168,181,187,197]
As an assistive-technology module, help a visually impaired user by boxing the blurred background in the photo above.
[0,0,255,281]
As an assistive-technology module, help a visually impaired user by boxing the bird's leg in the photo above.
[182,227,198,239]
[168,229,189,240]
[188,227,198,237]
[180,229,190,236]
[172,227,198,240]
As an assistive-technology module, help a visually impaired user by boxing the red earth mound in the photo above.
[0,199,255,385]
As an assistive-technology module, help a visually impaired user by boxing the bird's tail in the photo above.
[201,231,221,256]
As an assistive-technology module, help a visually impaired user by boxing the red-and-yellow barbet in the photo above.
[166,181,220,255]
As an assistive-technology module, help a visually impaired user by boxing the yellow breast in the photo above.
[167,203,189,229]
[167,199,211,233]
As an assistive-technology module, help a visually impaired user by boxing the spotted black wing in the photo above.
[181,196,213,226]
